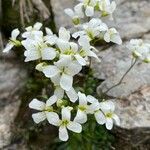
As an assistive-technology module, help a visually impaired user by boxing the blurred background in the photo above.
[0,0,150,149]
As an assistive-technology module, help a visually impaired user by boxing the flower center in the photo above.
[78,105,87,111]
[61,119,69,126]
[105,112,113,118]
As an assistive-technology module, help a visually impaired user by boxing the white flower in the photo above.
[44,27,57,45]
[87,98,106,125]
[99,100,120,130]
[127,39,150,63]
[98,0,116,19]
[65,3,84,25]
[29,95,58,124]
[73,18,108,41]
[3,28,20,53]
[51,74,78,103]
[74,92,90,124]
[22,39,57,62]
[42,56,82,91]
[22,22,43,40]
[78,36,100,61]
[104,28,122,45]
[48,107,82,141]
[78,0,97,17]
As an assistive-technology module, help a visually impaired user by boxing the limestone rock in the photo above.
[112,85,150,149]
[0,101,21,149]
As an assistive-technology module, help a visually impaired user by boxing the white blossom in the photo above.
[127,39,150,63]
[3,28,20,53]
[104,28,122,45]
[44,27,57,45]
[99,100,120,130]
[22,22,43,40]
[98,0,116,19]
[42,56,82,91]
[64,3,84,25]
[74,92,91,124]
[73,18,108,41]
[78,0,97,17]
[29,95,58,124]
[22,38,57,62]
[48,107,82,141]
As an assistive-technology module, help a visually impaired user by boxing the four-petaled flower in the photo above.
[49,107,82,141]
[3,28,20,53]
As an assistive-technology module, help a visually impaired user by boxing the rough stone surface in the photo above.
[112,85,150,149]
[0,101,21,148]
[94,41,150,98]
[0,36,27,148]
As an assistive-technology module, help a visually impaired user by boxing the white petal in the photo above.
[70,42,78,52]
[100,100,115,112]
[43,65,60,78]
[59,27,70,41]
[54,87,64,99]
[24,50,41,62]
[113,114,120,126]
[29,99,45,111]
[11,28,20,39]
[60,73,73,91]
[3,43,14,53]
[78,36,90,50]
[111,34,122,45]
[33,22,42,30]
[85,6,94,17]
[88,102,100,113]
[78,92,87,105]
[44,35,57,45]
[67,121,82,133]
[61,107,72,120]
[64,8,74,17]
[104,32,111,43]
[32,112,46,124]
[59,126,69,141]
[51,74,61,85]
[72,31,85,39]
[57,39,70,52]
[46,112,60,126]
[87,95,98,103]
[45,27,53,35]
[41,47,56,60]
[95,111,106,125]
[106,118,113,130]
[66,87,78,103]
[46,95,57,106]
[74,109,87,124]
[66,61,82,76]
[74,3,84,18]
[74,54,86,66]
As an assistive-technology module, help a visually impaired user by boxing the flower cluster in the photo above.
[65,0,116,24]
[127,39,150,63]
[3,22,119,141]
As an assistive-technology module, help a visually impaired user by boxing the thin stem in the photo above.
[104,58,138,94]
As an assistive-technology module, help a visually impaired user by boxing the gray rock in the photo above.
[0,101,21,148]
[114,0,150,40]
[112,85,150,149]
[0,33,27,148]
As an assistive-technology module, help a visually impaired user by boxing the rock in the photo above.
[92,38,150,98]
[0,101,21,149]
[0,32,27,148]
[112,85,150,149]
[51,0,76,30]
[105,0,150,40]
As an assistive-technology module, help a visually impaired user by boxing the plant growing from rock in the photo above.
[3,0,150,144]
